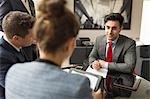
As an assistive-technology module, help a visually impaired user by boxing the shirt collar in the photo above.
[107,35,119,44]
[3,35,21,52]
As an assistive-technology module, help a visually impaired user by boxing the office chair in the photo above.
[69,46,93,66]
[141,60,150,81]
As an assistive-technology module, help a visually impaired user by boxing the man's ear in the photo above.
[10,35,22,48]
[12,35,19,41]
[119,27,122,33]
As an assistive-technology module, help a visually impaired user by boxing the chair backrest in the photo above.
[141,60,150,81]
[140,45,150,58]
[69,46,93,66]
[135,45,150,78]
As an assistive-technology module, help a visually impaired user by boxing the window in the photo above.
[140,0,150,45]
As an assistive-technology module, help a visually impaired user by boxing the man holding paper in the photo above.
[89,13,136,98]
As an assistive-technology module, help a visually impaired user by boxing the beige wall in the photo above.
[33,0,144,67]
[66,0,144,42]
[62,0,144,67]
[33,0,143,41]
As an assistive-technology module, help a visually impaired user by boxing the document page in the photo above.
[71,70,98,90]
[86,66,108,78]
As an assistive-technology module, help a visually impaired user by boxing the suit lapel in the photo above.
[101,38,107,60]
[16,51,27,62]
[97,36,107,60]
[20,48,31,61]
[113,36,124,62]
[0,38,26,62]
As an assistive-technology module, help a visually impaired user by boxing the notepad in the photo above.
[86,66,108,78]
[69,68,103,92]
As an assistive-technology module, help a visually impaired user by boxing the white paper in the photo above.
[84,73,98,90]
[86,66,108,78]
[63,69,70,72]
[71,70,98,90]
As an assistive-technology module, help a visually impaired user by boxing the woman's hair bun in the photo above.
[38,0,67,17]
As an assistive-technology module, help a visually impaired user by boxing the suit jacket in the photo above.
[0,0,35,31]
[89,34,136,74]
[0,37,37,98]
[5,61,93,99]
[89,34,136,97]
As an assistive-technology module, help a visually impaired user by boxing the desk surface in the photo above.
[62,67,150,99]
[115,75,150,99]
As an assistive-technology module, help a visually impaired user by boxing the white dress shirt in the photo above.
[103,36,119,69]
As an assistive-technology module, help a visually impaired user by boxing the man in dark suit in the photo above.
[0,11,36,99]
[89,13,136,98]
[0,0,35,31]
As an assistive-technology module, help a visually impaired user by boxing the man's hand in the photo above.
[92,60,107,70]
[92,89,102,99]
[98,60,106,66]
[92,60,102,70]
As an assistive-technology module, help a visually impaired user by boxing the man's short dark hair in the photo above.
[2,11,35,38]
[104,13,124,27]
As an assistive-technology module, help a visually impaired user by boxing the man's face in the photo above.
[19,29,34,47]
[104,20,121,41]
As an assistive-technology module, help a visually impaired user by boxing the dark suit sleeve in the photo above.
[0,56,17,87]
[0,0,12,31]
[109,39,136,73]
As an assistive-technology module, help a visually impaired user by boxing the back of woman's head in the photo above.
[33,0,79,52]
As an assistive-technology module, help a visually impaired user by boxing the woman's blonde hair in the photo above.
[33,0,79,52]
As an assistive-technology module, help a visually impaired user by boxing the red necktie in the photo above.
[106,41,113,62]
[106,41,113,95]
